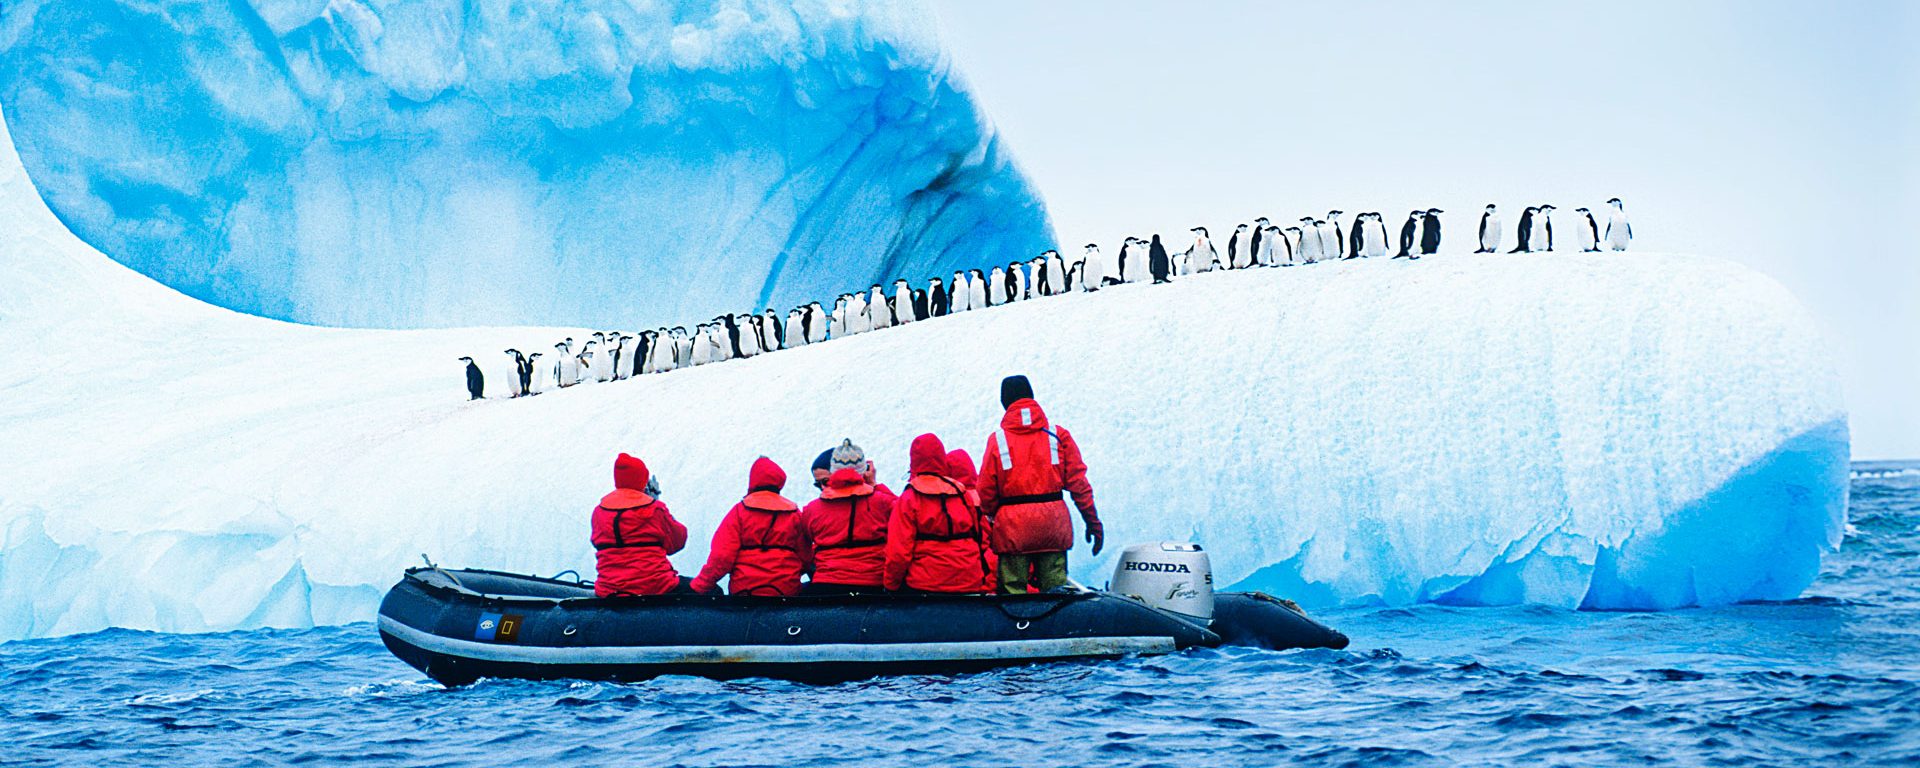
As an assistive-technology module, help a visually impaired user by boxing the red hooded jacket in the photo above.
[883,434,994,593]
[693,457,812,596]
[798,468,898,587]
[978,398,1098,555]
[591,453,689,597]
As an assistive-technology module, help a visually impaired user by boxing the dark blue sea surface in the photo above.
[5,463,1918,766]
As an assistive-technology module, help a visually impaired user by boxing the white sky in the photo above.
[932,0,1918,459]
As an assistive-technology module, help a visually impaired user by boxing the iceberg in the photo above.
[0,0,1053,329]
[0,99,1849,640]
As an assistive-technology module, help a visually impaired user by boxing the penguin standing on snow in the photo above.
[1420,209,1443,255]
[1604,198,1631,250]
[460,357,484,400]
[1149,234,1172,284]
[1228,224,1250,269]
[1312,219,1336,263]
[762,309,785,351]
[1509,207,1537,253]
[911,288,929,321]
[1477,204,1501,253]
[867,285,892,329]
[1117,238,1139,283]
[1280,227,1302,265]
[1045,249,1067,295]
[968,269,988,308]
[785,308,807,348]
[1250,218,1269,266]
[929,278,948,317]
[1369,213,1392,258]
[503,349,527,397]
[526,352,546,394]
[1535,205,1556,252]
[1326,211,1347,260]
[1081,243,1105,291]
[1259,224,1281,265]
[1188,227,1218,274]
[1575,208,1602,252]
[1347,215,1365,260]
[1395,212,1420,259]
[891,280,914,325]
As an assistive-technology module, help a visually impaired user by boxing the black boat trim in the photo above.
[378,615,1177,664]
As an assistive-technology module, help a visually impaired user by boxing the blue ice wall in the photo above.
[0,0,1054,328]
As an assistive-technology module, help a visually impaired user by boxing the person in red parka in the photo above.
[798,439,898,595]
[591,453,691,597]
[692,457,812,596]
[944,447,997,579]
[978,375,1103,594]
[883,433,994,594]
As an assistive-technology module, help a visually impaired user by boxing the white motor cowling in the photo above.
[1109,542,1214,622]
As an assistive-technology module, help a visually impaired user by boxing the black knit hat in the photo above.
[811,449,834,474]
[1000,375,1034,409]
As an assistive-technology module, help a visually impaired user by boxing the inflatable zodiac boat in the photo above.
[377,543,1348,685]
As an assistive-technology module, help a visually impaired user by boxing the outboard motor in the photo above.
[1109,542,1213,622]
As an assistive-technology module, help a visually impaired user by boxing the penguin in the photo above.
[1030,255,1050,297]
[1372,213,1393,258]
[831,296,850,337]
[704,323,730,364]
[1149,234,1172,283]
[1604,198,1631,250]
[1312,219,1336,263]
[755,314,774,354]
[675,327,694,368]
[1015,260,1033,301]
[1395,212,1420,259]
[929,277,948,317]
[807,303,829,343]
[1509,207,1537,253]
[950,271,970,312]
[526,352,546,394]
[459,357,483,400]
[502,350,526,397]
[1535,205,1556,252]
[1003,264,1022,303]
[1575,208,1602,252]
[577,339,601,380]
[553,339,575,385]
[987,266,1007,306]
[1190,227,1218,274]
[968,269,988,308]
[1476,205,1501,253]
[868,285,893,330]
[1420,209,1443,255]
[912,288,929,320]
[1227,224,1249,270]
[1250,218,1269,267]
[1116,238,1138,283]
[1276,227,1298,265]
[1326,211,1346,260]
[890,279,913,325]
[631,332,650,376]
[1081,243,1104,291]
[1258,225,1281,266]
[607,336,629,380]
[1346,215,1365,260]
[785,308,807,348]
[1044,249,1067,295]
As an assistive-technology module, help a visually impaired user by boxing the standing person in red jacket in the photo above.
[798,439,898,595]
[591,453,692,597]
[882,434,994,594]
[692,457,812,596]
[979,375,1104,594]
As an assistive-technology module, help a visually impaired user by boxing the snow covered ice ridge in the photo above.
[0,98,1850,639]
[0,0,1053,330]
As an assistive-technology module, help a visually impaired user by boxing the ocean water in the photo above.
[5,463,1916,766]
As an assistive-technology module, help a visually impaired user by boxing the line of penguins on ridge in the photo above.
[459,198,1633,400]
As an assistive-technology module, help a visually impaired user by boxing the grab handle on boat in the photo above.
[420,554,468,592]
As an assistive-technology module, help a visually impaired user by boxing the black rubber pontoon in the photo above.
[377,567,1346,685]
